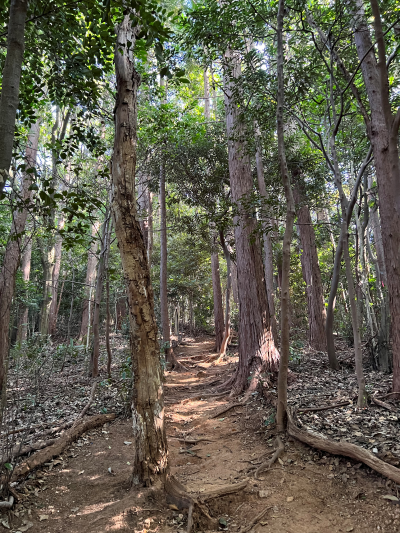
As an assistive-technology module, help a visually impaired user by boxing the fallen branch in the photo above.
[172,437,215,445]
[287,408,400,484]
[11,413,115,480]
[298,401,351,413]
[254,437,284,479]
[239,505,272,533]
[73,381,98,426]
[199,480,248,502]
[372,394,394,411]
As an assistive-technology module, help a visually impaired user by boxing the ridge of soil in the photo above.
[4,337,400,533]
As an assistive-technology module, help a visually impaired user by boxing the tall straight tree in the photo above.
[16,232,33,343]
[204,68,225,352]
[350,0,400,391]
[0,0,28,194]
[276,0,296,431]
[293,180,326,351]
[79,222,100,341]
[223,50,279,395]
[112,14,167,485]
[0,120,40,412]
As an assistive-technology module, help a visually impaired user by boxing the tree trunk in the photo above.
[112,15,167,485]
[90,212,112,377]
[0,0,28,194]
[49,215,65,335]
[204,69,225,352]
[218,231,232,358]
[223,50,279,395]
[276,0,296,432]
[254,123,278,345]
[352,0,400,391]
[0,120,40,411]
[106,271,112,378]
[293,181,326,351]
[16,234,33,343]
[79,222,100,342]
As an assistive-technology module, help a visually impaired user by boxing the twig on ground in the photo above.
[73,381,98,426]
[372,394,395,411]
[239,505,272,533]
[254,437,284,479]
[298,401,351,413]
[199,480,248,502]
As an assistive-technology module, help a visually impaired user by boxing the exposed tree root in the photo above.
[287,408,400,484]
[165,475,248,533]
[173,437,215,445]
[181,392,228,404]
[239,505,272,533]
[298,401,351,413]
[11,413,115,480]
[371,393,394,411]
[209,402,243,419]
[254,436,284,479]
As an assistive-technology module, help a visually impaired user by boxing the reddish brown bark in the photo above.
[223,51,279,395]
[112,15,168,485]
[293,181,326,351]
[352,0,400,391]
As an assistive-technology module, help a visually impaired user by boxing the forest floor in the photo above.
[3,336,400,533]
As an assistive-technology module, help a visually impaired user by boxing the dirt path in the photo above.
[7,337,400,532]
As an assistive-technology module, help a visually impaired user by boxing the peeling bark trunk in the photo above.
[0,120,40,412]
[112,16,168,485]
[223,50,279,395]
[352,0,400,391]
[0,0,28,194]
[276,0,296,432]
[79,222,100,342]
[293,181,326,351]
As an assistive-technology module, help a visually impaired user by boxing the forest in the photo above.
[0,0,400,531]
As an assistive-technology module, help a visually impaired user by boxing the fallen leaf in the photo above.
[382,495,399,502]
[286,496,294,502]
[124,441,132,445]
[345,527,354,532]
[78,470,84,475]
[0,519,10,529]
[219,517,228,528]
[278,458,284,465]
[39,515,49,521]
[258,490,270,498]
[17,523,34,533]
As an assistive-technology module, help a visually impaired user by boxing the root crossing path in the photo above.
[10,337,400,533]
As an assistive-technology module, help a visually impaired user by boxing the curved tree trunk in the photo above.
[223,50,279,396]
[0,0,28,195]
[0,120,40,412]
[293,181,326,351]
[112,15,167,485]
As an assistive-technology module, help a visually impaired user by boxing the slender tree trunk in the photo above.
[0,0,28,194]
[148,191,153,264]
[106,271,112,378]
[112,15,167,485]
[223,50,279,395]
[204,69,225,351]
[79,222,100,341]
[352,0,400,391]
[276,0,296,432]
[218,231,232,358]
[90,212,112,377]
[49,215,65,334]
[0,120,40,411]
[254,123,278,345]
[138,172,150,252]
[16,234,33,343]
[343,229,367,406]
[293,181,326,351]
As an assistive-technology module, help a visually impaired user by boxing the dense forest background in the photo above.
[0,0,400,524]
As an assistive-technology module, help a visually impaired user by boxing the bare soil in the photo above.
[4,337,400,533]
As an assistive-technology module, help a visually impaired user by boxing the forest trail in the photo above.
[9,337,400,533]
